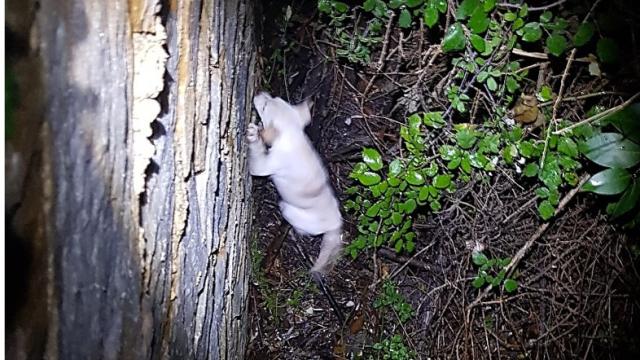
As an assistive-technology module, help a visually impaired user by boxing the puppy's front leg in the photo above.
[246,123,275,176]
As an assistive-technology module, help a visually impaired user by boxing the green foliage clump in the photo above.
[374,280,415,323]
[371,334,415,360]
[580,104,640,227]
[471,252,518,292]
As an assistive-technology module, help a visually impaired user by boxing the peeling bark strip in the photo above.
[31,0,255,358]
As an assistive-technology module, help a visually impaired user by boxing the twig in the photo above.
[511,48,590,62]
[498,0,567,12]
[468,174,590,308]
[363,12,395,98]
[552,48,575,122]
[540,48,575,169]
[501,195,538,224]
[504,174,589,276]
[369,242,436,290]
[539,91,625,107]
[553,92,640,135]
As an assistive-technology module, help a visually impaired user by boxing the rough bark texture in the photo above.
[6,0,255,358]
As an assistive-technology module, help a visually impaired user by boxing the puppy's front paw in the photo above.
[246,123,261,143]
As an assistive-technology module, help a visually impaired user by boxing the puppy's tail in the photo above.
[310,228,343,274]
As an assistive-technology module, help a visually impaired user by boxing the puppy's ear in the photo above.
[293,98,313,127]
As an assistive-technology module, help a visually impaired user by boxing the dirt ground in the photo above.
[247,1,640,359]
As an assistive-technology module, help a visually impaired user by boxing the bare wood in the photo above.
[553,92,640,135]
[7,0,256,358]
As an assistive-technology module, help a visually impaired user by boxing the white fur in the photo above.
[248,92,343,273]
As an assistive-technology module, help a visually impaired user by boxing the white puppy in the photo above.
[247,92,343,274]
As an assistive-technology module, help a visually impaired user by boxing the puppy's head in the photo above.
[253,92,313,134]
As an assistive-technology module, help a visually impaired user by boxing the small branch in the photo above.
[538,91,625,107]
[501,195,538,224]
[369,242,436,290]
[540,48,575,169]
[553,92,640,135]
[469,174,590,309]
[511,48,590,62]
[498,0,567,12]
[503,174,590,276]
[552,48,576,122]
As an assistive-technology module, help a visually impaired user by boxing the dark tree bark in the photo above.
[6,0,255,358]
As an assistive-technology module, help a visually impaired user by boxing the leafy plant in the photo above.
[580,103,640,227]
[373,280,415,323]
[371,334,415,360]
[471,252,518,293]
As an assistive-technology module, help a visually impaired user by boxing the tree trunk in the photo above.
[6,0,255,358]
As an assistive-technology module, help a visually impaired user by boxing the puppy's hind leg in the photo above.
[310,228,343,274]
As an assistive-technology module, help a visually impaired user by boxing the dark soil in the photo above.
[247,1,640,359]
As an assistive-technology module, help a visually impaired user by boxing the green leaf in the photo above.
[469,34,486,52]
[535,186,550,198]
[504,12,517,22]
[406,0,424,7]
[461,155,474,174]
[433,174,452,189]
[388,0,403,9]
[583,168,631,195]
[597,37,619,64]
[538,200,555,220]
[472,251,488,265]
[546,34,567,56]
[513,18,525,30]
[405,239,415,253]
[518,3,528,17]
[318,0,332,13]
[391,211,403,225]
[573,22,595,47]
[443,23,467,52]
[456,0,479,19]
[558,137,579,158]
[366,201,382,217]
[608,180,640,218]
[424,6,439,28]
[468,7,490,34]
[394,239,404,253]
[448,158,461,170]
[389,159,403,177]
[518,141,536,158]
[521,22,542,42]
[539,10,553,23]
[423,111,446,128]
[362,0,375,11]
[502,144,518,164]
[603,103,640,144]
[405,170,425,185]
[333,1,349,13]
[418,186,430,201]
[456,128,477,149]
[503,279,518,293]
[538,85,553,101]
[477,71,489,83]
[402,198,417,214]
[399,8,412,28]
[582,133,640,169]
[363,147,384,171]
[506,76,519,93]
[472,276,486,288]
[523,163,539,177]
[483,0,496,12]
[486,77,497,91]
[358,171,382,186]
